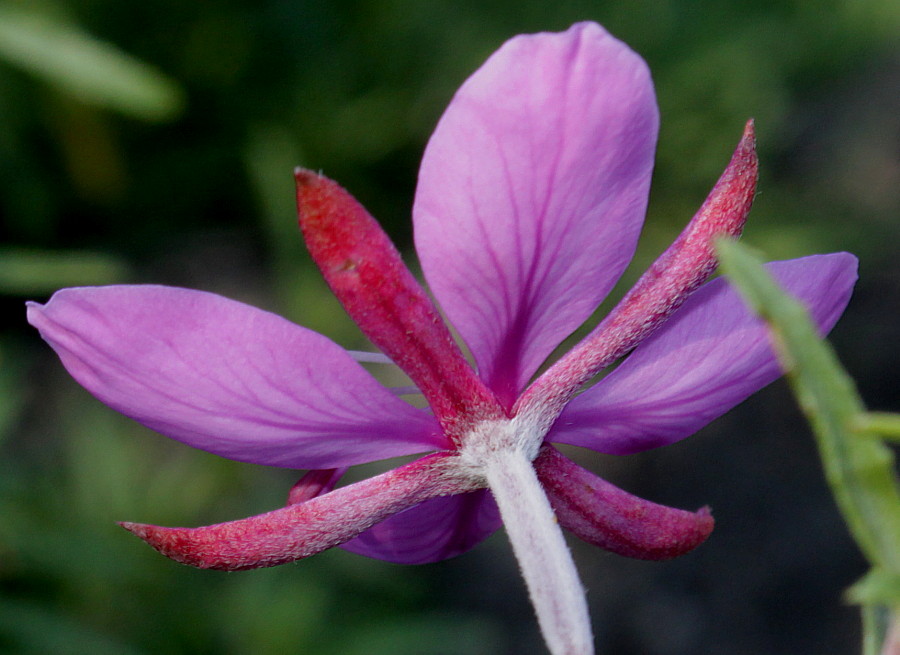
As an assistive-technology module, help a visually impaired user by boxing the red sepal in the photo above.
[296,170,504,439]
[535,445,714,560]
[121,453,480,570]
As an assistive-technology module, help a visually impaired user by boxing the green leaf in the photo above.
[0,3,184,121]
[716,238,900,573]
[847,569,900,606]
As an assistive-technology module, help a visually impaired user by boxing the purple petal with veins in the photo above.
[28,286,446,469]
[415,22,658,408]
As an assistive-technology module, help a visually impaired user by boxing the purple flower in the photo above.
[27,22,856,654]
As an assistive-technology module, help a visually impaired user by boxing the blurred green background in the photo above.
[1,1,898,653]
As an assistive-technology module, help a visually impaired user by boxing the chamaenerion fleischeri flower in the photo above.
[27,22,857,655]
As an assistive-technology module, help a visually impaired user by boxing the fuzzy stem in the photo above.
[484,448,593,655]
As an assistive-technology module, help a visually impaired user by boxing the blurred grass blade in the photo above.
[716,238,900,573]
[0,2,184,121]
[0,247,130,295]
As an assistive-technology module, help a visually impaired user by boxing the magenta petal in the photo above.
[121,452,480,570]
[340,489,501,564]
[414,22,658,407]
[535,445,714,560]
[27,285,447,468]
[549,254,858,454]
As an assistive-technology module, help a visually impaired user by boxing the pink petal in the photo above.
[121,452,481,570]
[414,22,658,408]
[340,489,501,564]
[535,445,714,560]
[27,285,447,468]
[296,170,504,440]
[549,254,858,454]
[516,121,757,427]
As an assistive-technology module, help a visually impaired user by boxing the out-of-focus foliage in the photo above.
[2,1,898,653]
[0,2,184,121]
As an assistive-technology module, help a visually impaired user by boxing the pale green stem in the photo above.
[483,448,593,655]
[855,413,900,442]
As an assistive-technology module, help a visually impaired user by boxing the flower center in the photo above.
[457,416,546,474]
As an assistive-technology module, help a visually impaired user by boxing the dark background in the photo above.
[1,1,898,653]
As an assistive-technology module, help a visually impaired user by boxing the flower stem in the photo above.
[483,448,594,655]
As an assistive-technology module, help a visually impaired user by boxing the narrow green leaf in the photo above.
[0,3,184,121]
[716,238,900,573]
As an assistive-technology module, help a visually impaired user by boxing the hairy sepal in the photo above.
[121,453,481,570]
[518,121,758,428]
[534,445,714,560]
[295,170,503,439]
